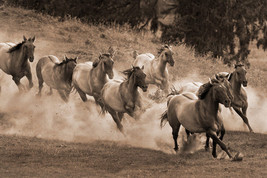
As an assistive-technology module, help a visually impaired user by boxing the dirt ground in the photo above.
[0,132,266,177]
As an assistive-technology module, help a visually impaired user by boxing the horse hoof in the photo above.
[232,152,243,162]
[205,146,210,152]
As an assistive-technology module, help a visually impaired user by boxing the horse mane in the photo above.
[93,53,111,67]
[196,82,213,99]
[7,41,25,53]
[55,58,76,66]
[122,68,134,79]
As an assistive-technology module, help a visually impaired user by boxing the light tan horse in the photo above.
[0,36,35,91]
[160,77,242,160]
[100,66,148,132]
[228,63,253,132]
[72,53,114,105]
[133,44,174,94]
[36,55,77,102]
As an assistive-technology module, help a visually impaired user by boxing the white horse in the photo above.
[133,45,174,94]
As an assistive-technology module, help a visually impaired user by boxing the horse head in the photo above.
[64,56,77,76]
[234,62,248,87]
[158,44,174,66]
[123,66,148,92]
[98,53,114,79]
[23,36,35,62]
[209,77,232,108]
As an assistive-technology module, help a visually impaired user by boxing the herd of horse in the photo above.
[0,36,254,161]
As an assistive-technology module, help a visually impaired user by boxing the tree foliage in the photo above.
[162,0,267,66]
[5,0,267,66]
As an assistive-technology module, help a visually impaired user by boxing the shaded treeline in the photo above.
[4,0,267,66]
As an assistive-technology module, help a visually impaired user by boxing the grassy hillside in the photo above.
[0,6,267,95]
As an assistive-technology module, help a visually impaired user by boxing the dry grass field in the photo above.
[0,6,267,177]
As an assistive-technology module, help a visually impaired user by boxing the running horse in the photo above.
[72,53,114,105]
[160,77,242,160]
[0,36,35,91]
[133,45,174,94]
[36,55,77,102]
[100,66,148,132]
[228,63,253,132]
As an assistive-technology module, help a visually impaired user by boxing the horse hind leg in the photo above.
[36,67,44,96]
[172,124,181,152]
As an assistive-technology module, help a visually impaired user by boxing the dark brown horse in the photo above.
[160,77,242,160]
[72,53,114,104]
[36,55,77,102]
[100,66,148,132]
[0,36,35,91]
[229,63,253,132]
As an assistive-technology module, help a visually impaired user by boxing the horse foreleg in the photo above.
[233,106,253,132]
[12,76,24,92]
[107,108,123,132]
[207,129,232,159]
[25,70,33,89]
[205,134,210,151]
[58,90,68,102]
[75,86,87,102]
[47,87,53,95]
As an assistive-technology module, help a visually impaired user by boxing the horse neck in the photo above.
[91,61,107,85]
[229,72,242,94]
[123,74,138,100]
[156,54,167,74]
[57,64,72,84]
[11,47,28,68]
[199,88,219,117]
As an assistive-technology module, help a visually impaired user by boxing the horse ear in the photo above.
[31,36,35,42]
[141,65,144,70]
[74,57,78,62]
[108,46,115,58]
[23,36,27,41]
[99,53,102,59]
[64,55,68,60]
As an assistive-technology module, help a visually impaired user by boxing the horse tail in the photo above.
[160,110,168,128]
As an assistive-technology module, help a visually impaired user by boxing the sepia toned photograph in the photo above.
[0,0,266,177]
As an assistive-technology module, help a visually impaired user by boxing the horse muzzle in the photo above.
[108,72,114,79]
[223,99,231,108]
[243,81,247,87]
[141,85,148,92]
[169,60,175,67]
[29,57,34,62]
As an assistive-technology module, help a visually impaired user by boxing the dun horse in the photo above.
[100,66,148,132]
[0,36,35,91]
[160,77,242,160]
[72,53,114,104]
[133,45,174,94]
[36,55,77,102]
[229,63,253,132]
